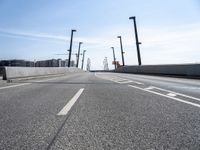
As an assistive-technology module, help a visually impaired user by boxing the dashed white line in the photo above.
[57,88,84,116]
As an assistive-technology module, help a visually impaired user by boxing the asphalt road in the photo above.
[0,72,200,150]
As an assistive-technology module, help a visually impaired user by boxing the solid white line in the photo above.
[0,83,31,90]
[116,80,133,84]
[35,75,69,83]
[57,88,84,116]
[132,81,144,85]
[151,86,200,102]
[115,77,144,85]
[95,73,144,85]
[167,93,177,97]
[13,74,65,81]
[144,86,154,90]
[0,74,76,90]
[128,85,200,108]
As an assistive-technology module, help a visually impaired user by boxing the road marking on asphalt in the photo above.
[116,80,133,84]
[144,86,154,90]
[0,83,31,90]
[57,88,85,116]
[150,86,200,102]
[128,85,200,108]
[35,76,69,83]
[95,73,144,85]
[167,93,177,97]
[0,74,77,90]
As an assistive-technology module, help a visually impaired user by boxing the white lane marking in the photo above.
[116,80,133,84]
[0,83,31,90]
[151,86,200,102]
[144,86,154,90]
[115,80,143,85]
[0,74,76,90]
[13,74,65,81]
[35,75,69,83]
[57,88,84,116]
[167,93,177,97]
[128,85,200,108]
[131,81,144,85]
[113,79,126,82]
[113,77,143,85]
[95,73,144,85]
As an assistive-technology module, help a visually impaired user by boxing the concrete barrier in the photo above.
[3,67,83,80]
[0,67,5,76]
[114,64,200,78]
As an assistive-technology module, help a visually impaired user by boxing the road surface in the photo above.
[0,72,200,150]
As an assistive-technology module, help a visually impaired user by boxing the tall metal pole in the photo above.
[68,29,76,67]
[117,36,125,66]
[111,47,116,69]
[129,16,142,66]
[81,50,86,69]
[76,42,83,68]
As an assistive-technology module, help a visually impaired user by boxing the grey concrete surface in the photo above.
[3,67,84,80]
[0,72,200,149]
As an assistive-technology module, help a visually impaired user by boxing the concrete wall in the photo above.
[114,64,200,77]
[3,67,83,80]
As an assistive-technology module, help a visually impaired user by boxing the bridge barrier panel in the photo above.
[3,67,83,80]
[113,64,200,77]
[0,67,5,76]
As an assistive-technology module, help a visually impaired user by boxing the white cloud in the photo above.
[0,23,200,70]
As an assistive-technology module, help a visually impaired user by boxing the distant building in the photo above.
[0,59,34,67]
[0,59,76,67]
[35,59,59,67]
[35,59,75,67]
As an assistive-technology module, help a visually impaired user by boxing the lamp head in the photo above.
[129,16,136,20]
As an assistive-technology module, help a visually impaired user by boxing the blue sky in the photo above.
[0,0,200,69]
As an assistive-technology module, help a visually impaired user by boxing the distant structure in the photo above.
[86,58,91,71]
[0,59,34,67]
[35,59,67,67]
[103,57,109,70]
[0,59,75,67]
[112,61,121,68]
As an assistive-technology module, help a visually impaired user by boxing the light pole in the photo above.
[129,16,142,66]
[68,29,76,67]
[111,47,116,69]
[117,36,125,66]
[76,42,83,68]
[81,50,86,69]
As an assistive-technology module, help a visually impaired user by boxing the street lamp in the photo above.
[129,16,142,66]
[68,29,76,67]
[81,50,86,69]
[117,36,125,66]
[111,47,116,69]
[76,42,83,68]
